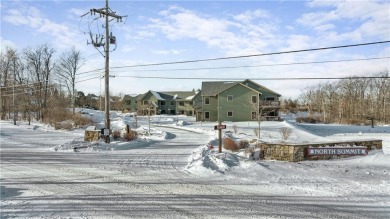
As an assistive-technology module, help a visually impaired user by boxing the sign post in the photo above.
[214,122,227,153]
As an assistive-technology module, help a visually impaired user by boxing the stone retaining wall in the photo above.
[258,140,382,162]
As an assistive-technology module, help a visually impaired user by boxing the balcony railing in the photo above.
[260,101,280,107]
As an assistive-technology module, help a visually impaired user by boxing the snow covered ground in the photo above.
[1,109,389,218]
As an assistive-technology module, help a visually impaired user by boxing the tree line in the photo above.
[298,70,389,125]
[0,44,83,124]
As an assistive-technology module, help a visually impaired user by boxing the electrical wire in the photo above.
[109,40,390,69]
[0,80,51,90]
[108,56,390,73]
[0,86,56,97]
[76,76,101,83]
[113,76,390,80]
[74,40,390,76]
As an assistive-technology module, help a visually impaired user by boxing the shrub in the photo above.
[44,107,93,130]
[73,113,93,128]
[232,125,238,134]
[54,121,73,130]
[238,139,249,149]
[44,107,70,127]
[296,116,322,124]
[279,127,293,141]
[123,130,138,141]
[112,130,121,140]
[223,137,239,152]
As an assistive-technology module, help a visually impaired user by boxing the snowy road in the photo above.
[1,122,389,218]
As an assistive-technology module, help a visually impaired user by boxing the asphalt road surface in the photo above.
[1,123,388,218]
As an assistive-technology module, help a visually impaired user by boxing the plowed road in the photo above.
[1,122,388,218]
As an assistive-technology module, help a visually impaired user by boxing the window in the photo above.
[170,101,175,106]
[179,110,184,114]
[227,111,233,117]
[251,96,257,103]
[265,97,275,101]
[205,111,210,119]
[143,100,149,105]
[160,101,166,106]
[189,101,193,106]
[227,95,233,102]
[204,97,210,105]
[179,102,184,106]
[125,100,131,105]
[251,112,257,120]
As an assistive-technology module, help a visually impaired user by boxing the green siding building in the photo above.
[122,95,140,112]
[137,90,196,116]
[196,79,281,122]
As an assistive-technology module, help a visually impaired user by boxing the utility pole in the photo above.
[84,0,126,143]
[13,55,16,125]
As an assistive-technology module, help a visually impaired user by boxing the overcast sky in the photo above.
[1,0,389,99]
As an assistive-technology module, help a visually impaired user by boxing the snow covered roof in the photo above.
[186,95,195,100]
[201,81,240,96]
[140,91,196,101]
[150,90,165,100]
[201,79,280,97]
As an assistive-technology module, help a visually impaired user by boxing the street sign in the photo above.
[214,125,226,130]
[307,147,367,156]
[101,128,110,136]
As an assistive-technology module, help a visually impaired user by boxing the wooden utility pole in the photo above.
[13,55,16,125]
[104,0,110,143]
[86,0,126,143]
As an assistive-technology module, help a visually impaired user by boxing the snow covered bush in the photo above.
[279,127,293,141]
[223,137,239,152]
[112,130,121,140]
[123,130,138,141]
[238,139,249,149]
[73,113,93,128]
[45,107,93,130]
[54,121,73,130]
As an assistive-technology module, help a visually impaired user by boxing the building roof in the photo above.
[122,94,140,101]
[201,79,281,97]
[242,79,281,97]
[201,81,240,96]
[139,90,196,101]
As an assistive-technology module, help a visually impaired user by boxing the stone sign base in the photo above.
[84,126,100,142]
[258,140,382,162]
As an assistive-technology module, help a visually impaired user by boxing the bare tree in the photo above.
[0,47,15,119]
[23,44,56,121]
[299,70,389,125]
[56,46,84,114]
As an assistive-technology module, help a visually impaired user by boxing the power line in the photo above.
[109,56,390,73]
[76,76,101,83]
[0,80,51,90]
[110,40,390,69]
[1,86,56,97]
[74,40,390,76]
[76,70,104,79]
[75,56,390,78]
[114,76,389,80]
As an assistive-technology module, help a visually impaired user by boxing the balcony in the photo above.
[260,101,280,108]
